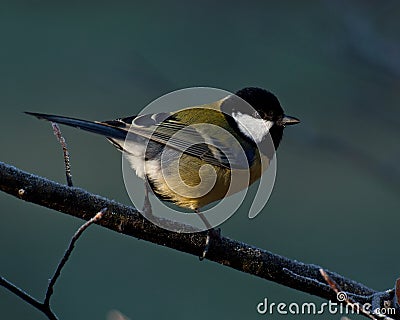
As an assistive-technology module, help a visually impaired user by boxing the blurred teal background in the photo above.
[1,1,399,319]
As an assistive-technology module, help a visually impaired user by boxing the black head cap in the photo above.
[221,87,299,150]
[234,87,284,121]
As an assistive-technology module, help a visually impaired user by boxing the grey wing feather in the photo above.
[106,112,248,169]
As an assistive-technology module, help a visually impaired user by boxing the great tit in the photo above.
[26,87,299,214]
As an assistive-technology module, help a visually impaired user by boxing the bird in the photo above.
[26,87,299,258]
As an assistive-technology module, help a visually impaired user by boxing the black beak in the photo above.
[281,115,300,126]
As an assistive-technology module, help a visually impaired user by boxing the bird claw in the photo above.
[199,228,221,261]
[141,182,155,222]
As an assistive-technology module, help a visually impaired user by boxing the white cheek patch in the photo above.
[232,112,274,143]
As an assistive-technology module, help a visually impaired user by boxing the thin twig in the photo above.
[395,279,400,308]
[284,268,373,302]
[51,123,73,187]
[0,276,47,313]
[320,269,394,320]
[44,208,106,306]
[0,207,105,320]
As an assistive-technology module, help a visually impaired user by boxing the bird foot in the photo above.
[199,228,221,261]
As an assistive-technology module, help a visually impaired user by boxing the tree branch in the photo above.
[51,123,73,187]
[44,209,106,306]
[0,161,398,318]
[0,208,105,319]
[320,269,394,320]
[0,276,51,317]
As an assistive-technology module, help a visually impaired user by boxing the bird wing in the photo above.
[105,108,254,169]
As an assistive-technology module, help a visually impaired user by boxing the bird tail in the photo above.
[25,112,127,140]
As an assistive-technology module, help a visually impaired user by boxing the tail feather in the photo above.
[25,112,127,140]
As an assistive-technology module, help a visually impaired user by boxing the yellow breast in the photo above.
[150,151,269,210]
